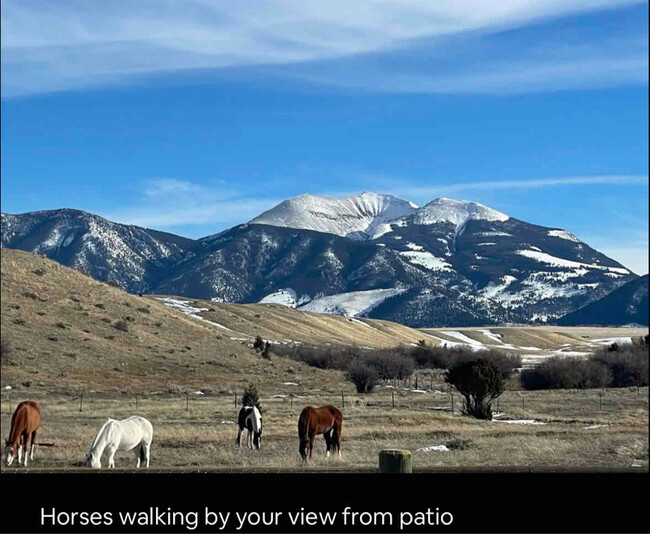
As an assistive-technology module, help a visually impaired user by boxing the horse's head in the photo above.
[85,451,101,469]
[4,440,17,466]
[253,426,262,450]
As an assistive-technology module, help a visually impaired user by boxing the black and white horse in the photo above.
[236,406,263,450]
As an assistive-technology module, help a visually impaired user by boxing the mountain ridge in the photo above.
[1,192,637,327]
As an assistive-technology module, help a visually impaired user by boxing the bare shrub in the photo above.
[445,438,473,450]
[521,357,612,390]
[114,319,130,332]
[346,361,378,393]
[592,342,649,388]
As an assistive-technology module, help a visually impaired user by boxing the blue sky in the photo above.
[1,1,648,274]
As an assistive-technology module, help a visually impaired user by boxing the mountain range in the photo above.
[1,192,638,327]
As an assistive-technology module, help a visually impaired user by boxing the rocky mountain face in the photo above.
[557,275,648,326]
[1,209,194,293]
[1,193,637,327]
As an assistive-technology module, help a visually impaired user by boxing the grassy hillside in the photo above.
[148,296,435,348]
[0,248,350,396]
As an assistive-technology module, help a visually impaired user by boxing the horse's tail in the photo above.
[298,407,310,442]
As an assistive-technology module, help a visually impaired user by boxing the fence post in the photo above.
[415,376,418,390]
[521,395,524,412]
[135,394,139,411]
[341,391,344,410]
[379,450,412,473]
[186,394,189,412]
[290,395,293,410]
[234,391,237,409]
[392,390,395,409]
[450,392,454,414]
[79,392,84,412]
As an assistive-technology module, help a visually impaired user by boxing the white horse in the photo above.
[236,406,263,450]
[85,416,153,469]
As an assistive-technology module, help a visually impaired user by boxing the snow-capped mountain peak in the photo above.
[411,198,510,227]
[249,191,417,239]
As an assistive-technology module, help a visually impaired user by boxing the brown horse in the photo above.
[298,405,342,460]
[4,401,41,467]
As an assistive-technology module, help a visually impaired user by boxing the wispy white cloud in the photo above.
[102,178,280,229]
[388,175,649,201]
[1,0,646,97]
[143,178,205,198]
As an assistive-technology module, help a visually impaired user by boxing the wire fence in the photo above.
[2,383,646,422]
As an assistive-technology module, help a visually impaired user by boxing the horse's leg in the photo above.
[144,442,151,468]
[308,431,315,460]
[333,421,342,459]
[17,437,23,466]
[236,428,242,448]
[248,430,253,449]
[107,446,117,469]
[30,429,38,461]
[23,433,31,467]
[134,446,141,468]
[324,429,332,458]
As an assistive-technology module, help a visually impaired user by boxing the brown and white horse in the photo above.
[4,401,41,467]
[298,405,342,460]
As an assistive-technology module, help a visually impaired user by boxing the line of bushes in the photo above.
[271,341,521,393]
[521,340,649,390]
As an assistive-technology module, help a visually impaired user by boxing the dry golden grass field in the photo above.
[1,386,647,472]
[1,248,648,472]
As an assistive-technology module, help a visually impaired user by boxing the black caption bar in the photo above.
[2,471,648,533]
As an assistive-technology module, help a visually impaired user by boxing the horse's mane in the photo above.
[89,419,114,451]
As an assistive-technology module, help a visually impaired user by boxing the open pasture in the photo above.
[2,386,647,472]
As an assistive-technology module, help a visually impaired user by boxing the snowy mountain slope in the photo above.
[1,193,637,327]
[250,192,417,239]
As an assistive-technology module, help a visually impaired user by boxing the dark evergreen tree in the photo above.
[241,383,262,412]
[253,335,265,352]
[445,359,504,420]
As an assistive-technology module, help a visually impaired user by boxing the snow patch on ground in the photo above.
[478,329,504,344]
[417,445,450,452]
[548,229,581,242]
[399,250,453,271]
[157,297,234,331]
[516,250,629,274]
[494,419,546,425]
[157,297,208,315]
[592,337,633,345]
[298,288,407,317]
[440,331,485,347]
[260,288,298,307]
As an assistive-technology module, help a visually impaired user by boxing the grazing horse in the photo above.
[4,401,41,467]
[236,405,263,450]
[85,415,153,469]
[298,405,342,460]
